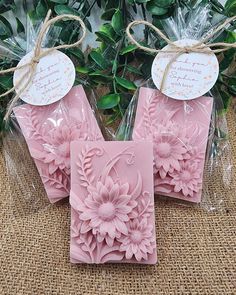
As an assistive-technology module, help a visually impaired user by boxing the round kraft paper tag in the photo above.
[151,39,219,100]
[13,49,75,105]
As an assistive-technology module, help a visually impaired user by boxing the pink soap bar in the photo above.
[133,87,213,203]
[13,85,104,203]
[70,141,157,264]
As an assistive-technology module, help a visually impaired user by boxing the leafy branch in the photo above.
[0,0,235,131]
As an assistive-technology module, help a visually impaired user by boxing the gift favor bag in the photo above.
[1,11,103,216]
[116,3,234,211]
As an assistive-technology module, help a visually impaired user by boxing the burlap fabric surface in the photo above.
[0,110,236,295]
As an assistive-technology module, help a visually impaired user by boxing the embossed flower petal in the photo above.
[153,131,188,179]
[70,191,87,212]
[77,178,133,243]
[104,176,114,191]
[36,123,88,177]
[115,212,130,222]
[84,197,99,209]
[109,183,120,201]
[169,160,202,197]
[80,210,98,221]
[80,221,91,234]
[113,195,132,206]
[90,217,103,228]
[114,218,128,235]
[119,183,129,195]
[100,221,116,238]
[118,218,155,262]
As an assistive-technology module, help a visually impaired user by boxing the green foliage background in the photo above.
[0,0,235,129]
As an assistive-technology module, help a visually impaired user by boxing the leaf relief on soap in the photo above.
[40,166,70,201]
[134,91,205,198]
[71,145,156,263]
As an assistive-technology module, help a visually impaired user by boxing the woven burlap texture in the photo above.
[0,110,236,295]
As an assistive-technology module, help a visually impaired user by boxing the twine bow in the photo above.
[126,16,236,92]
[0,10,86,121]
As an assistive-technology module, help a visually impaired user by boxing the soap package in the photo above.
[116,4,232,211]
[3,85,104,217]
[70,141,157,264]
[1,15,105,216]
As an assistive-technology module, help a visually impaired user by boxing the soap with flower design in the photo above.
[70,141,157,264]
[132,87,213,203]
[13,85,104,203]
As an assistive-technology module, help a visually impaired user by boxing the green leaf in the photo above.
[211,0,225,13]
[105,113,120,125]
[89,71,112,83]
[146,1,169,15]
[0,1,13,13]
[36,0,47,18]
[141,56,154,79]
[0,16,13,39]
[95,31,116,45]
[89,51,110,69]
[220,89,232,111]
[219,31,236,72]
[76,66,90,74]
[0,74,13,90]
[67,48,84,62]
[219,52,234,72]
[84,18,92,32]
[105,0,119,9]
[97,93,120,109]
[126,65,143,75]
[225,30,236,43]
[100,23,116,38]
[229,85,236,95]
[115,77,137,90]
[16,18,25,34]
[151,0,175,8]
[50,0,68,3]
[28,10,38,23]
[101,8,116,20]
[54,5,79,15]
[112,60,118,74]
[225,0,236,16]
[120,44,137,55]
[111,9,124,34]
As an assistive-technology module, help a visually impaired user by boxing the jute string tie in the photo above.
[0,9,86,121]
[126,16,236,92]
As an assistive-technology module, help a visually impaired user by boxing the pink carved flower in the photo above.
[169,160,202,197]
[153,132,188,179]
[119,218,155,261]
[79,177,134,247]
[40,124,84,175]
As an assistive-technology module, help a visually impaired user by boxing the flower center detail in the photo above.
[181,170,191,181]
[156,142,171,158]
[98,202,116,221]
[58,142,70,157]
[130,230,143,244]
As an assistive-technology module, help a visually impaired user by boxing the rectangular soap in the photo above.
[13,85,104,203]
[133,87,213,203]
[70,141,157,264]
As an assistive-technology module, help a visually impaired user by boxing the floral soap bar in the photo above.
[133,87,213,203]
[70,141,157,264]
[13,85,104,203]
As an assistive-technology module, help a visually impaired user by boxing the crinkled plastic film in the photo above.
[116,3,232,211]
[1,16,104,217]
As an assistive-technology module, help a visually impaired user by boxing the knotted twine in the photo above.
[0,9,86,121]
[126,16,236,92]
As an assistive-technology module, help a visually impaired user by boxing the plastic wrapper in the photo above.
[116,3,232,211]
[1,16,103,216]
